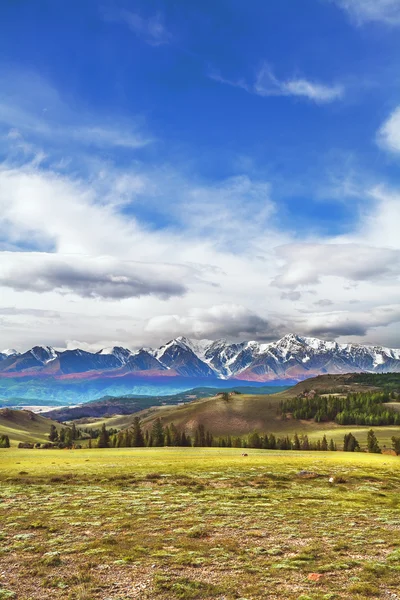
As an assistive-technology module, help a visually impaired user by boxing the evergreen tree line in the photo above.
[216,431,337,451]
[281,391,400,426]
[98,419,396,455]
[107,418,194,448]
[100,418,338,452]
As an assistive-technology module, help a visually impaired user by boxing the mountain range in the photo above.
[1,334,400,382]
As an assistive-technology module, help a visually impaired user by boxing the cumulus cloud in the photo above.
[104,10,172,46]
[0,253,189,300]
[377,106,400,154]
[145,304,280,340]
[210,65,344,104]
[331,0,400,25]
[273,243,400,288]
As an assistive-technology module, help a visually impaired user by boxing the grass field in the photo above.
[307,426,400,450]
[0,447,400,599]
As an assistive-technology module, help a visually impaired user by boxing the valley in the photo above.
[1,373,399,451]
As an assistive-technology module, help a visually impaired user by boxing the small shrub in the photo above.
[41,551,62,567]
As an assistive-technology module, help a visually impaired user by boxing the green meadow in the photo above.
[0,447,399,600]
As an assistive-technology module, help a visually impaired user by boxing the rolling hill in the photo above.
[0,409,63,445]
[134,373,400,438]
[46,384,288,422]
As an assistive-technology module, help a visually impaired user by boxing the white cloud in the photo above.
[273,243,400,289]
[1,152,400,350]
[255,65,344,103]
[0,252,190,300]
[1,74,400,351]
[302,304,400,338]
[104,10,172,46]
[210,65,344,104]
[377,106,400,154]
[331,0,400,25]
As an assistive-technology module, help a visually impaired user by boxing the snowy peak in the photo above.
[1,349,19,357]
[0,335,399,381]
[97,346,133,364]
[30,346,58,364]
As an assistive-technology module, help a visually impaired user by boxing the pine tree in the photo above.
[206,431,213,447]
[391,436,400,456]
[321,435,328,451]
[164,425,171,446]
[49,424,58,442]
[98,423,110,448]
[71,423,77,440]
[301,435,310,451]
[124,430,133,447]
[170,423,180,446]
[367,429,381,454]
[132,417,145,447]
[262,435,270,449]
[151,418,164,447]
[194,428,200,447]
[293,433,301,450]
[248,432,262,448]
[198,424,206,447]
[329,438,336,451]
[0,435,10,448]
[343,433,360,452]
[65,428,73,448]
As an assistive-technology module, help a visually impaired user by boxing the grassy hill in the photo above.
[130,373,400,447]
[47,385,288,422]
[0,408,62,445]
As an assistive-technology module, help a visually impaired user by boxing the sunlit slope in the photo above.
[136,373,400,438]
[0,409,62,444]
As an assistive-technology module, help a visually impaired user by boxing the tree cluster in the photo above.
[47,423,85,448]
[0,434,10,448]
[216,432,336,451]
[281,391,400,426]
[391,436,400,456]
[110,418,193,448]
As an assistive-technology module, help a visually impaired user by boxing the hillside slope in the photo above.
[47,385,288,422]
[0,409,62,444]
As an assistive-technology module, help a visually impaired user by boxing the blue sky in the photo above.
[0,0,400,350]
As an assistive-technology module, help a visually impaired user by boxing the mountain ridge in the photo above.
[1,334,400,382]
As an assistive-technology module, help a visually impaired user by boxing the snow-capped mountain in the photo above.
[1,334,400,381]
